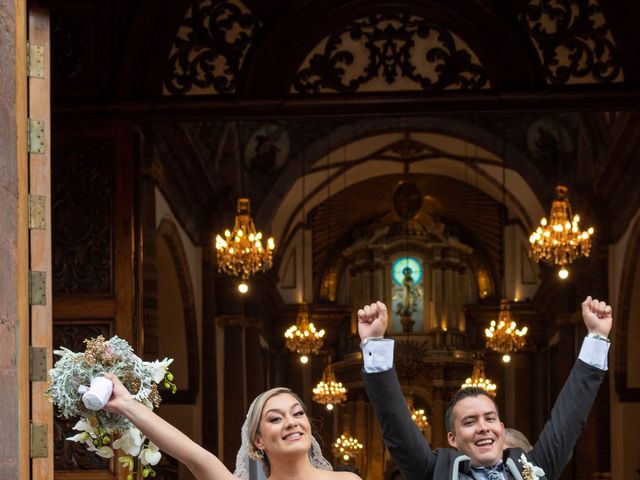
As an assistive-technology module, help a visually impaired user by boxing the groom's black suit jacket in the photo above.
[363,359,605,480]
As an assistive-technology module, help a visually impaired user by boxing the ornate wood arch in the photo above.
[615,213,640,401]
[241,0,539,96]
[155,217,200,404]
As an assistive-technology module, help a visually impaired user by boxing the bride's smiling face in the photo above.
[254,393,312,458]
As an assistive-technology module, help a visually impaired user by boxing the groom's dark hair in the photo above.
[445,387,499,433]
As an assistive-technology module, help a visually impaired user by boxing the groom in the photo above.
[358,297,611,480]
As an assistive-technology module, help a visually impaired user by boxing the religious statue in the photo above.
[396,267,421,332]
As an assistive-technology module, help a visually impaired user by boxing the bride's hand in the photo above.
[102,373,134,415]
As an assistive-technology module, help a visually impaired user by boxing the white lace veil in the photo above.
[233,392,333,479]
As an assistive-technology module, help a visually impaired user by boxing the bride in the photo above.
[103,373,361,480]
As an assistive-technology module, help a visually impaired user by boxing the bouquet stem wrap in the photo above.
[78,376,114,410]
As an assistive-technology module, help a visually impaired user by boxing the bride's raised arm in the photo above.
[103,373,236,480]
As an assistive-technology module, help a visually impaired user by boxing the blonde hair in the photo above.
[246,387,308,473]
[505,427,533,452]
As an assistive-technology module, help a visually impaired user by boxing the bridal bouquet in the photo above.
[47,335,176,479]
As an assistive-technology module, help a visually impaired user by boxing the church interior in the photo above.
[3,0,640,479]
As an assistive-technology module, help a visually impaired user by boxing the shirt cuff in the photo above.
[578,335,610,370]
[362,339,394,372]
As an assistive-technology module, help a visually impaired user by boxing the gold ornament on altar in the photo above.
[529,185,594,279]
[333,434,363,461]
[284,303,325,364]
[485,299,528,363]
[214,198,275,290]
[312,361,347,410]
[461,360,497,396]
[406,396,428,431]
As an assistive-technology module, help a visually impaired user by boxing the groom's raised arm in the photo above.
[528,297,611,480]
[359,302,435,480]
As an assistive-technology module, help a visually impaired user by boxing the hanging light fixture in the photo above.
[284,303,325,364]
[529,185,594,279]
[406,396,429,431]
[284,159,325,364]
[312,359,347,410]
[461,360,497,396]
[214,198,275,292]
[484,138,527,363]
[333,434,363,461]
[485,299,528,363]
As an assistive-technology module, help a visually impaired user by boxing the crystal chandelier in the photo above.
[312,361,347,410]
[406,396,428,431]
[284,303,325,364]
[333,434,363,461]
[485,299,528,363]
[215,198,275,291]
[461,360,497,396]
[529,185,594,279]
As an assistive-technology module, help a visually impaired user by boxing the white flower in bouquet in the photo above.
[140,442,161,466]
[112,427,144,456]
[47,335,176,478]
[150,358,174,384]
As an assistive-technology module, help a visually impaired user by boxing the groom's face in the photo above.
[446,394,505,467]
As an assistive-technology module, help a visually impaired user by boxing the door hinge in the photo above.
[28,194,46,230]
[30,423,48,458]
[30,346,48,381]
[27,119,45,154]
[27,42,45,78]
[29,271,46,305]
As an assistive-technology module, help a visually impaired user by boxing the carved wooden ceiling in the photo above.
[51,0,640,103]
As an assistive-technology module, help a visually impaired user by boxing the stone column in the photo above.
[432,265,444,330]
[216,315,253,468]
[372,262,385,301]
[457,268,467,332]
[431,387,447,449]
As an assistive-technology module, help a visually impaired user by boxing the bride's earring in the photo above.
[249,447,265,462]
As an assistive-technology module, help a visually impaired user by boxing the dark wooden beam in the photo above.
[54,88,640,122]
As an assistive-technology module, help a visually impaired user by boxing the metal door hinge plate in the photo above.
[29,195,46,230]
[27,42,44,78]
[27,42,45,78]
[30,346,48,382]
[30,423,48,458]
[28,119,45,154]
[29,271,46,305]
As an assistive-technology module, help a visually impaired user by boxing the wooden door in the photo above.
[28,3,53,480]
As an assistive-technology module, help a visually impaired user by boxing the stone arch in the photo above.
[154,218,200,403]
[258,116,549,254]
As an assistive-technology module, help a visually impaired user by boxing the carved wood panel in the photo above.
[519,0,622,84]
[52,142,115,295]
[292,13,489,94]
[163,0,261,95]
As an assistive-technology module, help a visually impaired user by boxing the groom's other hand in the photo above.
[357,301,388,340]
[581,296,613,338]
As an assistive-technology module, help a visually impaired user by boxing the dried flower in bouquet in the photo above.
[47,335,176,479]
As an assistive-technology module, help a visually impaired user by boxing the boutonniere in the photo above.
[518,454,545,480]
